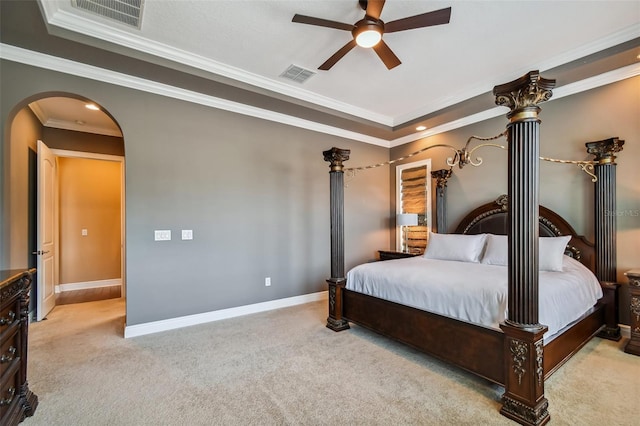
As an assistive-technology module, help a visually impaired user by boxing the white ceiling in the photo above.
[29,97,122,137]
[32,0,640,142]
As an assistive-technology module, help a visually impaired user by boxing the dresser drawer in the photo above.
[0,329,19,379]
[0,305,18,334]
[0,368,18,422]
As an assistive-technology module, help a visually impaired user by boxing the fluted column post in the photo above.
[494,71,555,426]
[431,169,452,233]
[586,138,624,281]
[586,137,624,341]
[323,147,351,331]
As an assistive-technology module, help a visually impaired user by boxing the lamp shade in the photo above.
[397,213,418,226]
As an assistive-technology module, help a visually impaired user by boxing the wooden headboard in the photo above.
[453,195,595,272]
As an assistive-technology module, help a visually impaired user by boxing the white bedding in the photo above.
[345,255,602,340]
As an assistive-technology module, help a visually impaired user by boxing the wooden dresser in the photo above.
[624,269,640,356]
[0,269,38,425]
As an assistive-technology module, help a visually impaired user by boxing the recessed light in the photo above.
[75,120,85,125]
[85,104,100,111]
[416,125,427,131]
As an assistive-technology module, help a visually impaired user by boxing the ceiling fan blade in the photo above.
[384,7,451,33]
[318,39,357,70]
[372,40,401,70]
[292,14,353,31]
[365,0,386,20]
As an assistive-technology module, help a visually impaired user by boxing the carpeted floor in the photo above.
[24,298,639,425]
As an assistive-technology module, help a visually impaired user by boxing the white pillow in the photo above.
[423,232,487,263]
[482,234,508,266]
[480,234,571,272]
[539,235,571,272]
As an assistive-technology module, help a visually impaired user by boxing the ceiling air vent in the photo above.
[72,0,144,28]
[279,65,316,84]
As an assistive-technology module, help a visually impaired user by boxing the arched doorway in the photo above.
[3,92,126,324]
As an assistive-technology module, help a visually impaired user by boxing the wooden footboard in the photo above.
[343,286,615,386]
[343,289,505,385]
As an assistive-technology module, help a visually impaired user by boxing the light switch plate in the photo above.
[154,230,171,241]
[181,230,193,240]
[81,229,88,236]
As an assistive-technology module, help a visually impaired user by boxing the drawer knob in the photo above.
[0,346,16,363]
[0,387,15,406]
[0,311,16,326]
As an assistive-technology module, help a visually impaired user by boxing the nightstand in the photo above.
[378,250,421,261]
[624,269,640,356]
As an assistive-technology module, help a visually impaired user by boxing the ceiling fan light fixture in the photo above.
[355,28,382,48]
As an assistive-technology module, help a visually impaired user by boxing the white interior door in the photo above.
[36,140,56,320]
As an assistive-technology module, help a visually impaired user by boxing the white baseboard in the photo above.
[620,324,631,339]
[56,278,122,293]
[122,292,630,340]
[124,291,328,339]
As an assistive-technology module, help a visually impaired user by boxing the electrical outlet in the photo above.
[154,230,171,241]
[181,230,193,240]
[265,277,271,287]
[81,229,88,236]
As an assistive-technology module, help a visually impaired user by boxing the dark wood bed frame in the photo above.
[322,71,624,426]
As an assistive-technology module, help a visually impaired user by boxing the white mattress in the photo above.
[345,255,602,340]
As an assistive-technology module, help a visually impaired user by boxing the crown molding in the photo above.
[276,61,637,147]
[39,5,394,127]
[394,24,640,126]
[0,43,390,147]
[27,100,47,124]
[551,62,640,100]
[389,62,640,148]
[2,44,638,149]
[44,118,123,137]
[389,107,506,148]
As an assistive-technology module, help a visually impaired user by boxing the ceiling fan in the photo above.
[292,0,451,70]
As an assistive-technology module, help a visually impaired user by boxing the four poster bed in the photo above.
[322,71,624,426]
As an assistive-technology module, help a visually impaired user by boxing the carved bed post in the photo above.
[494,71,555,426]
[323,147,351,332]
[586,137,624,341]
[431,169,452,233]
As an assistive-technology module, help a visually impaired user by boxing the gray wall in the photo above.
[1,59,390,326]
[2,58,637,328]
[390,76,640,323]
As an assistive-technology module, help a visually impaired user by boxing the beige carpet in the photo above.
[24,298,639,425]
